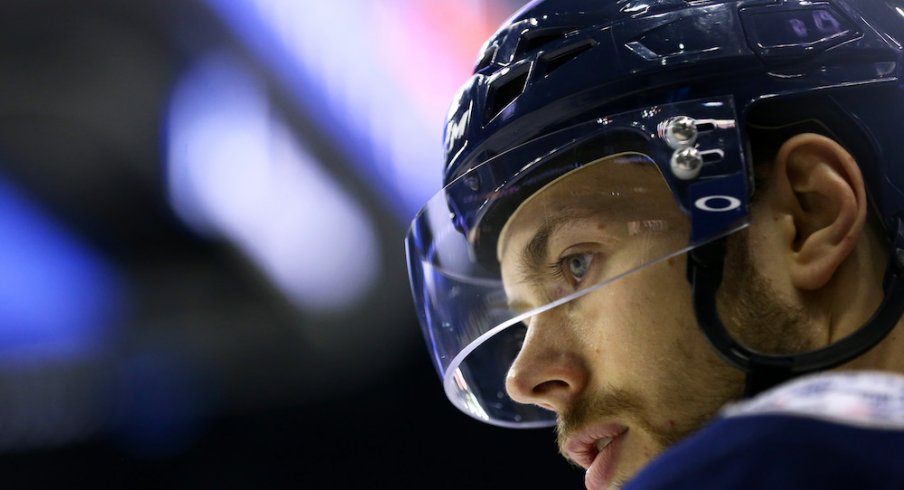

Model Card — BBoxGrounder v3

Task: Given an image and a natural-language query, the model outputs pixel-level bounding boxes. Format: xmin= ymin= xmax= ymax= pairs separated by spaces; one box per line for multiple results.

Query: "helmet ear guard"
xmin=693 ymin=92 xmax=904 ymax=396
xmin=688 ymin=216 xmax=904 ymax=397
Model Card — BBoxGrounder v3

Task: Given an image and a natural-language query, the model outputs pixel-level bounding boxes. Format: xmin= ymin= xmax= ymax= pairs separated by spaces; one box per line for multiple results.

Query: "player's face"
xmin=498 ymin=160 xmax=747 ymax=489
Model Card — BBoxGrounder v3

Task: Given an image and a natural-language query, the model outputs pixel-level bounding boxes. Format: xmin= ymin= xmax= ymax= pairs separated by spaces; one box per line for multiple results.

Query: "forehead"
xmin=497 ymin=156 xmax=678 ymax=262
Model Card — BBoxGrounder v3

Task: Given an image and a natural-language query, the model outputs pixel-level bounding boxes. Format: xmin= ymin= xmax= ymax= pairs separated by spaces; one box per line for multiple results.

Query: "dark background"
xmin=0 ymin=0 xmax=580 ymax=487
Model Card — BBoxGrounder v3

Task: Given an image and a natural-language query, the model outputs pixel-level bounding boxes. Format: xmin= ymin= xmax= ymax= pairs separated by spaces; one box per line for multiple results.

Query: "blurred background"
xmin=0 ymin=0 xmax=580 ymax=487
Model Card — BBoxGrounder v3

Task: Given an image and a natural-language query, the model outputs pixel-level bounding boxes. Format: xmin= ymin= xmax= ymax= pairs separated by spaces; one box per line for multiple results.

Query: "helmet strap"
xmin=686 ymin=215 xmax=904 ymax=398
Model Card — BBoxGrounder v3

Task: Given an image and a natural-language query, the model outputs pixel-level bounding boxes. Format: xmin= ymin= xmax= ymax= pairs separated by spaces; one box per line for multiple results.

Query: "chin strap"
xmin=687 ymin=216 xmax=904 ymax=398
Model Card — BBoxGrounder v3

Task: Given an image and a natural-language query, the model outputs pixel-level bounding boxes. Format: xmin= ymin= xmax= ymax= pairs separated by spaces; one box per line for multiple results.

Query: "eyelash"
xmin=547 ymin=252 xmax=597 ymax=287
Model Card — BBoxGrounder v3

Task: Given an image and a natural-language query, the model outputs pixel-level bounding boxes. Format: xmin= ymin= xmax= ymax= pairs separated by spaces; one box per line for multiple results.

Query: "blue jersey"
xmin=626 ymin=372 xmax=904 ymax=490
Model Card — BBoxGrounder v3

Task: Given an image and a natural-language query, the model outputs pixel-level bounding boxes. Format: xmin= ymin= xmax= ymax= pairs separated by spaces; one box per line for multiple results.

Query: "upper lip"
xmin=563 ymin=422 xmax=629 ymax=469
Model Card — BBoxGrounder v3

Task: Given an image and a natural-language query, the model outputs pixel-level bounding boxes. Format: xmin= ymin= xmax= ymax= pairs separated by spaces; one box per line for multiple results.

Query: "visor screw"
xmin=664 ymin=116 xmax=698 ymax=150
xmin=671 ymin=147 xmax=703 ymax=180
xmin=464 ymin=175 xmax=480 ymax=191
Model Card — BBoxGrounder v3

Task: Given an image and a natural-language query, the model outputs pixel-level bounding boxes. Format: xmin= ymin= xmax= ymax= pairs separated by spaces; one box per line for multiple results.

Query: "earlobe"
xmin=772 ymin=134 xmax=867 ymax=290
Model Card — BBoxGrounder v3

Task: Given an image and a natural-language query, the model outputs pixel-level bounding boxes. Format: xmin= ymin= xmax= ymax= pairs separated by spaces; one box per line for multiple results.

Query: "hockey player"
xmin=406 ymin=1 xmax=904 ymax=488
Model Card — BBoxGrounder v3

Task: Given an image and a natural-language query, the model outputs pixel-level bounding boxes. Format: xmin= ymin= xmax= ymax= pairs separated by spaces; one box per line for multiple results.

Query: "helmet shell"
xmin=443 ymin=0 xmax=904 ymax=242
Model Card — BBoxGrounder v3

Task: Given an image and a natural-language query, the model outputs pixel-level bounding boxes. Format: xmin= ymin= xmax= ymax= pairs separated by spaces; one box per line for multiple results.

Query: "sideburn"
xmin=717 ymin=231 xmax=817 ymax=354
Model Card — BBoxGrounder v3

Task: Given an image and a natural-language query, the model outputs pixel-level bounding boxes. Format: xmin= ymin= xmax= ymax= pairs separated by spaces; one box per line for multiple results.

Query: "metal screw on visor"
xmin=671 ymin=147 xmax=704 ymax=180
xmin=663 ymin=116 xmax=698 ymax=150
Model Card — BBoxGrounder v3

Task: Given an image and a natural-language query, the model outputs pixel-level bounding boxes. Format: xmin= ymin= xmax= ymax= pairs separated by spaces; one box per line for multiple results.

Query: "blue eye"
xmin=565 ymin=253 xmax=594 ymax=283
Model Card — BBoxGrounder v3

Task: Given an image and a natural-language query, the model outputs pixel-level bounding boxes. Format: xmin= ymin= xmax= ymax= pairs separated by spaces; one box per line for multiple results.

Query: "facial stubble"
xmin=555 ymin=230 xmax=812 ymax=479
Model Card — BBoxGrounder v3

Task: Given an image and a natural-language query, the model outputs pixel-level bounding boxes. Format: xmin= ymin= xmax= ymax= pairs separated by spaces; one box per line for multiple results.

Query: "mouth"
xmin=563 ymin=424 xmax=629 ymax=490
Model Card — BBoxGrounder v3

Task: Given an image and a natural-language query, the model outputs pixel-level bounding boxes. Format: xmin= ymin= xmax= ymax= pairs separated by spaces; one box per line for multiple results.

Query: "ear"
xmin=772 ymin=133 xmax=868 ymax=290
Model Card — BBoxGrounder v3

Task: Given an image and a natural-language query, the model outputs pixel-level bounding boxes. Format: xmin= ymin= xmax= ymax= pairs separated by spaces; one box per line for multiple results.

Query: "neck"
xmin=826 ymin=225 xmax=904 ymax=374
xmin=840 ymin=317 xmax=904 ymax=374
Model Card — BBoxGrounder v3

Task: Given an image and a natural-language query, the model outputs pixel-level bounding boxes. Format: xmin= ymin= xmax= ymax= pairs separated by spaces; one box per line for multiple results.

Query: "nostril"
xmin=533 ymin=379 xmax=571 ymax=397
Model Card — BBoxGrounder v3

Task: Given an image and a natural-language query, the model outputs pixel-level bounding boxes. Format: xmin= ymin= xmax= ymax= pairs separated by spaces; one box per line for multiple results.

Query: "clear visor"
xmin=406 ymin=98 xmax=750 ymax=427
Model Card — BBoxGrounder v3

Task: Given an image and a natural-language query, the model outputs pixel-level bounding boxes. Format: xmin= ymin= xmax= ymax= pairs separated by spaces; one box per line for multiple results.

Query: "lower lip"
xmin=584 ymin=430 xmax=627 ymax=490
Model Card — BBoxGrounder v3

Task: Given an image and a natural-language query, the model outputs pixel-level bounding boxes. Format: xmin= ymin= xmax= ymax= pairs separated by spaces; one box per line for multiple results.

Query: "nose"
xmin=505 ymin=314 xmax=589 ymax=414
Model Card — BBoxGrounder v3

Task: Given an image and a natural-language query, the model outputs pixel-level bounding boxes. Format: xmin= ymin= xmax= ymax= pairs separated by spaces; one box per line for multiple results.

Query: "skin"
xmin=497 ymin=135 xmax=904 ymax=488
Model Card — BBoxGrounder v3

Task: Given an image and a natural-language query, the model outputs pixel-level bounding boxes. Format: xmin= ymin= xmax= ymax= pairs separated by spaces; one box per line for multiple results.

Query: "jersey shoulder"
xmin=626 ymin=371 xmax=904 ymax=490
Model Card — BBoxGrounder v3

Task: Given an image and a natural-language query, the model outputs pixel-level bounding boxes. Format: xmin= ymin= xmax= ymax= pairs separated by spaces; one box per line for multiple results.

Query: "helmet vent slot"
xmin=475 ymin=45 xmax=498 ymax=72
xmin=542 ymin=40 xmax=597 ymax=76
xmin=516 ymin=27 xmax=577 ymax=57
xmin=486 ymin=69 xmax=529 ymax=123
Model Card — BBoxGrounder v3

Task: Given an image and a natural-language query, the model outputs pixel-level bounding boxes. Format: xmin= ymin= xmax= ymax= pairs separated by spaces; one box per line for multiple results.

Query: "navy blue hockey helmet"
xmin=406 ymin=0 xmax=904 ymax=427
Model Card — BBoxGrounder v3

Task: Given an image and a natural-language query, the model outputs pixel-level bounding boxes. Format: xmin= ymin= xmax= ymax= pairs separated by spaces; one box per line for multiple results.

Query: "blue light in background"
xmin=0 ymin=172 xmax=120 ymax=365
xmin=166 ymin=53 xmax=381 ymax=313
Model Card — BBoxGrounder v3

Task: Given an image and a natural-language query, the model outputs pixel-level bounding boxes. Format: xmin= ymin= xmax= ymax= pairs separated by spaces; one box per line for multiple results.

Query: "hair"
xmin=745 ymin=98 xmax=846 ymax=202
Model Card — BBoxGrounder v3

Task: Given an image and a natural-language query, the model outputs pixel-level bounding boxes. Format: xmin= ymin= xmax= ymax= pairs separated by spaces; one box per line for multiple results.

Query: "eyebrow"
xmin=517 ymin=209 xmax=597 ymax=282
xmin=520 ymin=216 xmax=564 ymax=276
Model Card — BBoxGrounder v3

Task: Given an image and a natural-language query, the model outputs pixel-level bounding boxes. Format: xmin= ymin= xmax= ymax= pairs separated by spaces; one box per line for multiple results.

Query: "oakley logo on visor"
xmin=695 ymin=195 xmax=742 ymax=212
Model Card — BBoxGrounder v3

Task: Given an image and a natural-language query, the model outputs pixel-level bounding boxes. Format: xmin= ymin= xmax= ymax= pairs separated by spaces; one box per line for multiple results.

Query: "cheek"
xmin=571 ymin=261 xmax=700 ymax=376
xmin=547 ymin=285 xmax=570 ymax=303
xmin=743 ymin=208 xmax=797 ymax=296
xmin=568 ymin=280 xmax=656 ymax=362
